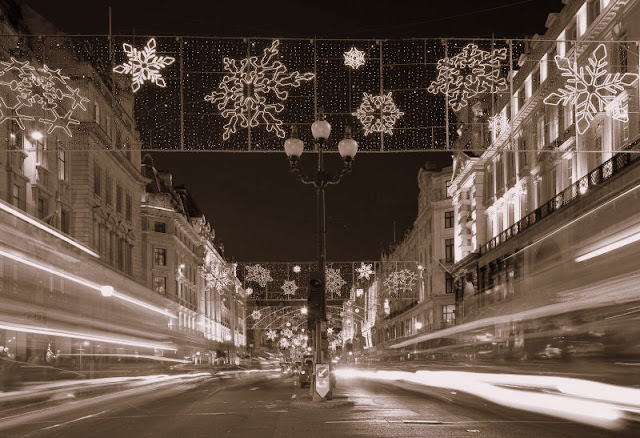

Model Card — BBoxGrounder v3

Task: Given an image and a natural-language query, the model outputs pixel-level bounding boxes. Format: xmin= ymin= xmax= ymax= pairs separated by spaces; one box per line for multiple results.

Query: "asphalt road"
xmin=3 ymin=373 xmax=635 ymax=437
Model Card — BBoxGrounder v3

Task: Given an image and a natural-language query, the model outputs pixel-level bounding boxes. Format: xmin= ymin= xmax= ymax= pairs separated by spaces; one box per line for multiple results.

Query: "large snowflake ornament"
xmin=488 ymin=113 xmax=509 ymax=137
xmin=344 ymin=47 xmax=366 ymax=69
xmin=544 ymin=44 xmax=639 ymax=135
xmin=251 ymin=309 xmax=262 ymax=320
xmin=325 ymin=267 xmax=347 ymax=296
xmin=356 ymin=262 xmax=374 ymax=280
xmin=266 ymin=329 xmax=278 ymax=341
xmin=0 ymin=58 xmax=88 ymax=137
xmin=281 ymin=280 xmax=298 ymax=297
xmin=113 ymin=38 xmax=175 ymax=93
xmin=353 ymin=92 xmax=404 ymax=135
xmin=203 ymin=264 xmax=233 ymax=293
xmin=245 ymin=264 xmax=273 ymax=288
xmin=428 ymin=44 xmax=508 ymax=112
xmin=383 ymin=269 xmax=418 ymax=296
xmin=205 ymin=40 xmax=314 ymax=140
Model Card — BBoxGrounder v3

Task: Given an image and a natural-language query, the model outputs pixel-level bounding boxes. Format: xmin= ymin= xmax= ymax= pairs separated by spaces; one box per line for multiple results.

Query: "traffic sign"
xmin=315 ymin=363 xmax=331 ymax=398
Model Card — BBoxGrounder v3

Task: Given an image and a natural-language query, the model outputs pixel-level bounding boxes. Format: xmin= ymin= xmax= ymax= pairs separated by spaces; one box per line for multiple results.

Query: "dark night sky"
xmin=23 ymin=0 xmax=564 ymax=262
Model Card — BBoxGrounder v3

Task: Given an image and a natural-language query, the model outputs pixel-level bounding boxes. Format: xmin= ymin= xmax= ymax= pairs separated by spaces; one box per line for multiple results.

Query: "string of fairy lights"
xmin=0 ymin=35 xmax=638 ymax=152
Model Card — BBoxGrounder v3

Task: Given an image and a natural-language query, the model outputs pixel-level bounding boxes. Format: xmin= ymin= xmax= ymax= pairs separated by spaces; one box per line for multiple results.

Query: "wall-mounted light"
xmin=31 ymin=131 xmax=43 ymax=141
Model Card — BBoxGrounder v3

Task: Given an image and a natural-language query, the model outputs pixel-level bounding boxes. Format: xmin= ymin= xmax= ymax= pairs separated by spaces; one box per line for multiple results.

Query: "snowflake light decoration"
xmin=266 ymin=329 xmax=278 ymax=341
xmin=282 ymin=328 xmax=293 ymax=338
xmin=205 ymin=40 xmax=314 ymax=140
xmin=327 ymin=327 xmax=334 ymax=335
xmin=543 ymin=44 xmax=639 ymax=135
xmin=0 ymin=58 xmax=88 ymax=137
xmin=281 ymin=280 xmax=298 ymax=297
xmin=113 ymin=38 xmax=175 ymax=93
xmin=356 ymin=262 xmax=374 ymax=280
xmin=245 ymin=264 xmax=273 ymax=288
xmin=383 ymin=269 xmax=418 ymax=296
xmin=428 ymin=44 xmax=508 ymax=112
xmin=279 ymin=337 xmax=290 ymax=349
xmin=488 ymin=113 xmax=509 ymax=137
xmin=344 ymin=47 xmax=366 ymax=69
xmin=203 ymin=264 xmax=232 ymax=293
xmin=251 ymin=309 xmax=262 ymax=320
xmin=325 ymin=267 xmax=347 ymax=296
xmin=353 ymin=92 xmax=404 ymax=135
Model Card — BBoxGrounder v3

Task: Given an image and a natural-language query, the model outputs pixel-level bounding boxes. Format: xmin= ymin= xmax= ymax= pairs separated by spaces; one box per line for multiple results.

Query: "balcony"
xmin=480 ymin=144 xmax=640 ymax=255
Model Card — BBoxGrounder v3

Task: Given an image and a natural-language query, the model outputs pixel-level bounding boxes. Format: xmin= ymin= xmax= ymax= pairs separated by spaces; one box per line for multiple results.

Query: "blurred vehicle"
xmin=280 ymin=363 xmax=292 ymax=377
xmin=292 ymin=361 xmax=302 ymax=376
xmin=536 ymin=345 xmax=562 ymax=359
xmin=298 ymin=359 xmax=313 ymax=388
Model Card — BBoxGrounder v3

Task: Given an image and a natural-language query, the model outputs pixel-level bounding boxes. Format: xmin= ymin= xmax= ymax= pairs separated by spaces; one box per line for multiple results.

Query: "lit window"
xmin=57 ymin=150 xmax=67 ymax=181
xmin=153 ymin=247 xmax=167 ymax=266
xmin=153 ymin=276 xmax=166 ymax=294
xmin=540 ymin=53 xmax=548 ymax=83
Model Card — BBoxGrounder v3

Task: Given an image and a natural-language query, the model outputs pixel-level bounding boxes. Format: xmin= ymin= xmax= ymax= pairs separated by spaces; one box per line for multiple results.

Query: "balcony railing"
xmin=480 ymin=146 xmax=640 ymax=255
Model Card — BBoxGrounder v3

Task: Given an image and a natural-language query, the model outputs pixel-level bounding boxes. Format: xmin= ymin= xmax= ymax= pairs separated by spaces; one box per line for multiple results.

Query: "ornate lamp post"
xmin=284 ymin=115 xmax=357 ymax=397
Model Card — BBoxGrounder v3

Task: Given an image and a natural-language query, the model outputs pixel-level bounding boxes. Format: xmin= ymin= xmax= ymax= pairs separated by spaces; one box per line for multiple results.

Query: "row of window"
xmin=94 ymin=222 xmax=133 ymax=275
xmin=94 ymin=163 xmax=133 ymax=221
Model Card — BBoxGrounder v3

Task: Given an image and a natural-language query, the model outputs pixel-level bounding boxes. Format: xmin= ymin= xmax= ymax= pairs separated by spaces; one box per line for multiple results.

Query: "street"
xmin=2 ymin=372 xmax=634 ymax=437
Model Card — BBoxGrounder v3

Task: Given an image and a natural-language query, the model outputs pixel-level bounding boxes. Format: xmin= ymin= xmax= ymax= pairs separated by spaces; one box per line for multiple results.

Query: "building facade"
xmin=445 ymin=0 xmax=640 ymax=356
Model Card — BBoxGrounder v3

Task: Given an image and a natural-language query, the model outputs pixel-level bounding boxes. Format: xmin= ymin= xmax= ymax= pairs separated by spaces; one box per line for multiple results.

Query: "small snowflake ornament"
xmin=544 ymin=43 xmax=639 ymax=135
xmin=327 ymin=327 xmax=334 ymax=335
xmin=251 ymin=309 xmax=262 ymax=320
xmin=325 ymin=267 xmax=347 ymax=296
xmin=113 ymin=38 xmax=175 ymax=93
xmin=266 ymin=329 xmax=278 ymax=341
xmin=281 ymin=280 xmax=298 ymax=297
xmin=245 ymin=264 xmax=273 ymax=288
xmin=205 ymin=40 xmax=314 ymax=140
xmin=428 ymin=43 xmax=508 ymax=112
xmin=279 ymin=337 xmax=290 ymax=349
xmin=344 ymin=47 xmax=366 ymax=69
xmin=282 ymin=328 xmax=293 ymax=338
xmin=356 ymin=262 xmax=374 ymax=280
xmin=353 ymin=92 xmax=404 ymax=135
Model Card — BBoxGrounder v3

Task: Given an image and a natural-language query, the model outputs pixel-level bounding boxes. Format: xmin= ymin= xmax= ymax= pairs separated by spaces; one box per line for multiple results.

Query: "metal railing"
xmin=480 ymin=146 xmax=640 ymax=255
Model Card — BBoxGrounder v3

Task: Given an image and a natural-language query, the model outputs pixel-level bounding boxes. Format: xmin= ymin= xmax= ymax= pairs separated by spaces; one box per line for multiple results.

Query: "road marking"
xmin=40 ymin=409 xmax=108 ymax=431
xmin=249 ymin=387 xmax=260 ymax=391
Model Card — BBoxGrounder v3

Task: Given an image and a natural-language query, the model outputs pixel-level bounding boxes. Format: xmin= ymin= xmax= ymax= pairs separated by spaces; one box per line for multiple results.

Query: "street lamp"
xmin=284 ymin=114 xmax=358 ymax=396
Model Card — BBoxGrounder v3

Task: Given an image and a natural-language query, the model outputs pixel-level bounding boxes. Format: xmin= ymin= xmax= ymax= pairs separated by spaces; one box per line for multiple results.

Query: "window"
xmin=444 ymin=211 xmax=454 ymax=228
xmin=442 ymin=304 xmax=455 ymax=324
xmin=153 ymin=276 xmax=166 ymax=294
xmin=540 ymin=53 xmax=548 ymax=83
xmin=117 ymin=238 xmax=125 ymax=271
xmin=445 ymin=180 xmax=452 ymax=198
xmin=105 ymin=173 xmax=112 ymax=206
xmin=518 ymin=136 xmax=528 ymax=173
xmin=153 ymin=247 xmax=167 ymax=266
xmin=116 ymin=185 xmax=122 ymax=213
xmin=95 ymin=102 xmax=100 ymax=124
xmin=12 ymin=184 xmax=20 ymax=208
xmin=445 ymin=238 xmax=454 ymax=263
xmin=566 ymin=156 xmax=573 ymax=186
xmin=126 ymin=193 xmax=132 ymax=221
xmin=588 ymin=0 xmax=601 ymax=25
xmin=34 ymin=134 xmax=45 ymax=168
xmin=445 ymin=273 xmax=454 ymax=294
xmin=9 ymin=121 xmax=22 ymax=149
xmin=155 ymin=222 xmax=166 ymax=233
xmin=563 ymin=102 xmax=574 ymax=130
xmin=57 ymin=150 xmax=67 ymax=181
xmin=37 ymin=198 xmax=47 ymax=220
xmin=506 ymin=147 xmax=515 ymax=186
xmin=565 ymin=21 xmax=577 ymax=53
xmin=495 ymin=155 xmax=504 ymax=194
xmin=548 ymin=106 xmax=559 ymax=142
xmin=537 ymin=116 xmax=545 ymax=150
xmin=485 ymin=164 xmax=494 ymax=204
xmin=94 ymin=164 xmax=101 ymax=196
xmin=518 ymin=86 xmax=525 ymax=110
xmin=60 ymin=209 xmax=70 ymax=234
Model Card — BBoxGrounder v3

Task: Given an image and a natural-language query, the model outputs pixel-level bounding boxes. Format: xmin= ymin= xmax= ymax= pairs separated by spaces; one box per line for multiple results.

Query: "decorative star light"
xmin=543 ymin=44 xmax=639 ymax=135
xmin=113 ymin=38 xmax=175 ymax=93
xmin=344 ymin=47 xmax=366 ymax=69
xmin=245 ymin=264 xmax=273 ymax=288
xmin=251 ymin=309 xmax=262 ymax=320
xmin=356 ymin=262 xmax=374 ymax=280
xmin=327 ymin=327 xmax=334 ymax=335
xmin=383 ymin=269 xmax=418 ymax=296
xmin=325 ymin=267 xmax=347 ymax=296
xmin=281 ymin=280 xmax=298 ymax=297
xmin=0 ymin=57 xmax=87 ymax=137
xmin=428 ymin=43 xmax=508 ymax=112
xmin=488 ymin=112 xmax=509 ymax=137
xmin=353 ymin=92 xmax=404 ymax=135
xmin=205 ymin=40 xmax=314 ymax=140
xmin=266 ymin=329 xmax=278 ymax=341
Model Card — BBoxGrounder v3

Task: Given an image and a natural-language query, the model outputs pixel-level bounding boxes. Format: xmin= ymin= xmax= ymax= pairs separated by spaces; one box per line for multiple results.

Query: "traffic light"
xmin=308 ymin=276 xmax=323 ymax=321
